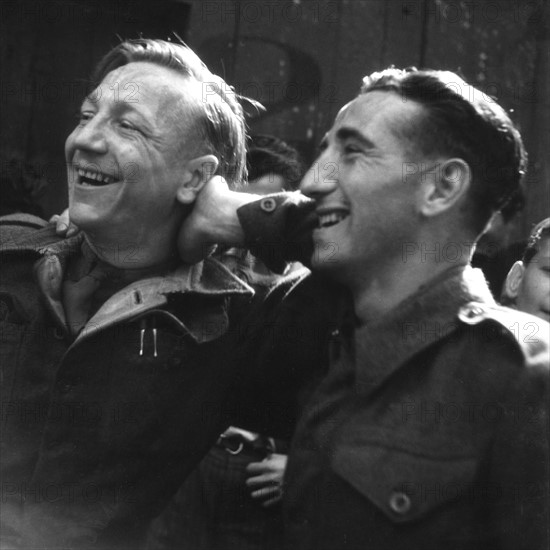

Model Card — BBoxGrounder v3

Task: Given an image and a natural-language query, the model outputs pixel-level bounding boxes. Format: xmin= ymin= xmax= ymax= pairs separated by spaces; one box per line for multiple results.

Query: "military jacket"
xmin=237 ymin=195 xmax=550 ymax=550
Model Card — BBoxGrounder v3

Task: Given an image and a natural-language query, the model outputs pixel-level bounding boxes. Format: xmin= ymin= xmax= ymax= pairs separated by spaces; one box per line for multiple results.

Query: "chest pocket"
xmin=331 ymin=442 xmax=478 ymax=524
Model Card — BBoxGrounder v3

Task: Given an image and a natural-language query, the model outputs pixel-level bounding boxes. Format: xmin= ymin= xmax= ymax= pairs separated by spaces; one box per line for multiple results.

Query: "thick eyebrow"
xmin=335 ymin=127 xmax=375 ymax=150
xmin=111 ymin=101 xmax=145 ymax=116
xmin=83 ymin=94 xmax=155 ymax=129
xmin=113 ymin=102 xmax=155 ymax=132
xmin=81 ymin=94 xmax=149 ymax=117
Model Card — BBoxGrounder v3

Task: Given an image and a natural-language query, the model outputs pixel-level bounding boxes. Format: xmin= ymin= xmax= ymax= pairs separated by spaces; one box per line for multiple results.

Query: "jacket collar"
xmin=352 ymin=265 xmax=495 ymax=394
xmin=1 ymin=223 xmax=83 ymax=258
xmin=76 ymin=260 xmax=253 ymax=344
xmin=2 ymin=225 xmax=253 ymax=343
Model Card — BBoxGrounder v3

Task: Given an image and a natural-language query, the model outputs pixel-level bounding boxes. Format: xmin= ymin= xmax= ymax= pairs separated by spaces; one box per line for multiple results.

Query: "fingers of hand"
xmin=250 ymin=484 xmax=282 ymax=502
xmin=66 ymin=224 xmax=78 ymax=237
xmin=245 ymin=473 xmax=273 ymax=488
xmin=245 ymin=456 xmax=286 ymax=505
xmin=210 ymin=175 xmax=230 ymax=191
xmin=245 ymin=460 xmax=268 ymax=474
xmin=246 ymin=453 xmax=286 ymax=475
xmin=262 ymin=492 xmax=283 ymax=508
xmin=53 ymin=209 xmax=77 ymax=237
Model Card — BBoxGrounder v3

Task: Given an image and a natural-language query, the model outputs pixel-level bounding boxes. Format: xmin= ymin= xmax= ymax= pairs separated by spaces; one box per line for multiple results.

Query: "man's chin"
xmin=311 ymin=245 xmax=341 ymax=270
xmin=68 ymin=204 xmax=106 ymax=232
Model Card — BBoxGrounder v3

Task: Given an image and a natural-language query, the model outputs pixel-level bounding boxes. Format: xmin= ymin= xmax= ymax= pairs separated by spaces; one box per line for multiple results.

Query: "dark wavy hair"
xmin=91 ymin=38 xmax=248 ymax=186
xmin=360 ymin=68 xmax=527 ymax=234
xmin=247 ymin=135 xmax=304 ymax=190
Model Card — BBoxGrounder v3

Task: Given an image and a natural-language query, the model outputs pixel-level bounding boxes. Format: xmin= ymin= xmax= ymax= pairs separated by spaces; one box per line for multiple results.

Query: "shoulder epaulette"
xmin=458 ymin=301 xmax=549 ymax=364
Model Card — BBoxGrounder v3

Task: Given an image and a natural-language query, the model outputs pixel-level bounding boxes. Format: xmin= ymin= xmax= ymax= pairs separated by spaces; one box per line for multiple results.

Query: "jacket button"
xmin=260 ymin=197 xmax=277 ymax=213
xmin=53 ymin=327 xmax=65 ymax=340
xmin=389 ymin=491 xmax=412 ymax=515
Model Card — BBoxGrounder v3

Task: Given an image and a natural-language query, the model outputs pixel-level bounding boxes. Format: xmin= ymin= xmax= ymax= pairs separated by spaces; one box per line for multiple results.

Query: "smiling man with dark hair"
xmin=180 ymin=67 xmax=549 ymax=550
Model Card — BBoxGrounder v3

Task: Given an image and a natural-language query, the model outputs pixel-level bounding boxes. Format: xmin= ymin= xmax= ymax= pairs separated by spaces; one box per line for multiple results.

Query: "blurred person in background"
xmin=501 ymin=217 xmax=550 ymax=322
xmin=0 ymin=154 xmax=47 ymax=218
xmin=472 ymin=189 xmax=526 ymax=297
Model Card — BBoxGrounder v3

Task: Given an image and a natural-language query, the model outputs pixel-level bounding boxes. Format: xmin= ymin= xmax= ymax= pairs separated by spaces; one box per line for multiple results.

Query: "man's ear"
xmin=503 ymin=261 xmax=525 ymax=300
xmin=420 ymin=158 xmax=471 ymax=217
xmin=176 ymin=155 xmax=219 ymax=204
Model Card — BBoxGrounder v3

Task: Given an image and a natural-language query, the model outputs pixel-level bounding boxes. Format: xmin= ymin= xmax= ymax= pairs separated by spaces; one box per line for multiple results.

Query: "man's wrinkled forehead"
xmin=92 ymin=62 xmax=201 ymax=126
xmin=329 ymin=91 xmax=424 ymax=141
xmin=94 ymin=62 xmax=197 ymax=102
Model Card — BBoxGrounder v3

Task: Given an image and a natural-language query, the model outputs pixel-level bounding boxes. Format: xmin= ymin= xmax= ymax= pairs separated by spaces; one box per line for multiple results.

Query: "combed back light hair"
xmin=91 ymin=38 xmax=247 ymax=186
xmin=360 ymin=68 xmax=527 ymax=234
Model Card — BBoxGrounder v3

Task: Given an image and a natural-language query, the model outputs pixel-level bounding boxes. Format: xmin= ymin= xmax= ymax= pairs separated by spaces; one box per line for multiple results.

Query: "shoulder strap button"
xmin=260 ymin=197 xmax=277 ymax=213
xmin=389 ymin=491 xmax=412 ymax=515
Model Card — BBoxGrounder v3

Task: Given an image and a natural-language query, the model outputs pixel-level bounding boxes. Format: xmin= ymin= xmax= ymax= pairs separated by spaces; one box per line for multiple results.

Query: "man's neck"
xmin=350 ymin=253 xmax=469 ymax=325
xmin=83 ymin=233 xmax=179 ymax=272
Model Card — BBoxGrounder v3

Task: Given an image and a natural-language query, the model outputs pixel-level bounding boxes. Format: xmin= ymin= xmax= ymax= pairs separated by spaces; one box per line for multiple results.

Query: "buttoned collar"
xmin=2 ymin=225 xmax=253 ymax=343
xmin=352 ymin=265 xmax=495 ymax=394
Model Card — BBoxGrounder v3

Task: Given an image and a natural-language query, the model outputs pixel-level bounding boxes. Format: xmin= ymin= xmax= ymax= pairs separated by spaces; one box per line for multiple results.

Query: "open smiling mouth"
xmin=318 ymin=211 xmax=349 ymax=228
xmin=77 ymin=168 xmax=120 ymax=187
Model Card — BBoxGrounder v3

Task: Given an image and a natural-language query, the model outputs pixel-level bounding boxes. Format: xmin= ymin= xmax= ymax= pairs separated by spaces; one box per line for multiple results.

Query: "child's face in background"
xmin=516 ymin=236 xmax=550 ymax=322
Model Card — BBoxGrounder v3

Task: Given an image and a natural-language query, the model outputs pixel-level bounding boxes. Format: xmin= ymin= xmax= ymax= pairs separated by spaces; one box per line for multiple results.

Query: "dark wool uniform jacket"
xmin=0 ymin=216 xmax=257 ymax=548
xmin=237 ymin=193 xmax=550 ymax=550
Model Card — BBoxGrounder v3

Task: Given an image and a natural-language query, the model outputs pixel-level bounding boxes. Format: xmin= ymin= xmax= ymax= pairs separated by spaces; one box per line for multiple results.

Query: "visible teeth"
xmin=77 ymin=167 xmax=115 ymax=185
xmin=319 ymin=212 xmax=347 ymax=228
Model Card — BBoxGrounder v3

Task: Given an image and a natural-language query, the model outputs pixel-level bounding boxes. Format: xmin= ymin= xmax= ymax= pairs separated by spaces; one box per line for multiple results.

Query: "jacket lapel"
xmin=75 ymin=259 xmax=253 ymax=345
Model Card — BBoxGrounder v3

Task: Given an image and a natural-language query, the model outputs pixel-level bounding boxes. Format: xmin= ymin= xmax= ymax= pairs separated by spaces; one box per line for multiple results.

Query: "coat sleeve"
xmin=236 ymin=192 xmax=317 ymax=272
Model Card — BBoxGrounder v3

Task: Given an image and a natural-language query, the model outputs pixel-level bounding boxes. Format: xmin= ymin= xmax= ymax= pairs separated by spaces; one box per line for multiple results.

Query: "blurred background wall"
xmin=1 ymin=0 xmax=548 ymax=239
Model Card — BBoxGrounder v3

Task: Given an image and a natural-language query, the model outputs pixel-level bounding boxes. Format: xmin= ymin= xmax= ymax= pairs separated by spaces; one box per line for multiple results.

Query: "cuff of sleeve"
xmin=237 ymin=192 xmax=316 ymax=273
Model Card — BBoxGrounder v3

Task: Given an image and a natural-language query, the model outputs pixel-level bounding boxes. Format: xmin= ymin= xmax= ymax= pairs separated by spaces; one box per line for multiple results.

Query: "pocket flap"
xmin=331 ymin=443 xmax=477 ymax=523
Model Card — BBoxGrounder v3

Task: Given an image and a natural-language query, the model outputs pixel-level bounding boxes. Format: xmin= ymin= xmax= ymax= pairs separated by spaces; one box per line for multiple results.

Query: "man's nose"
xmin=72 ymin=117 xmax=108 ymax=153
xmin=299 ymin=154 xmax=339 ymax=197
